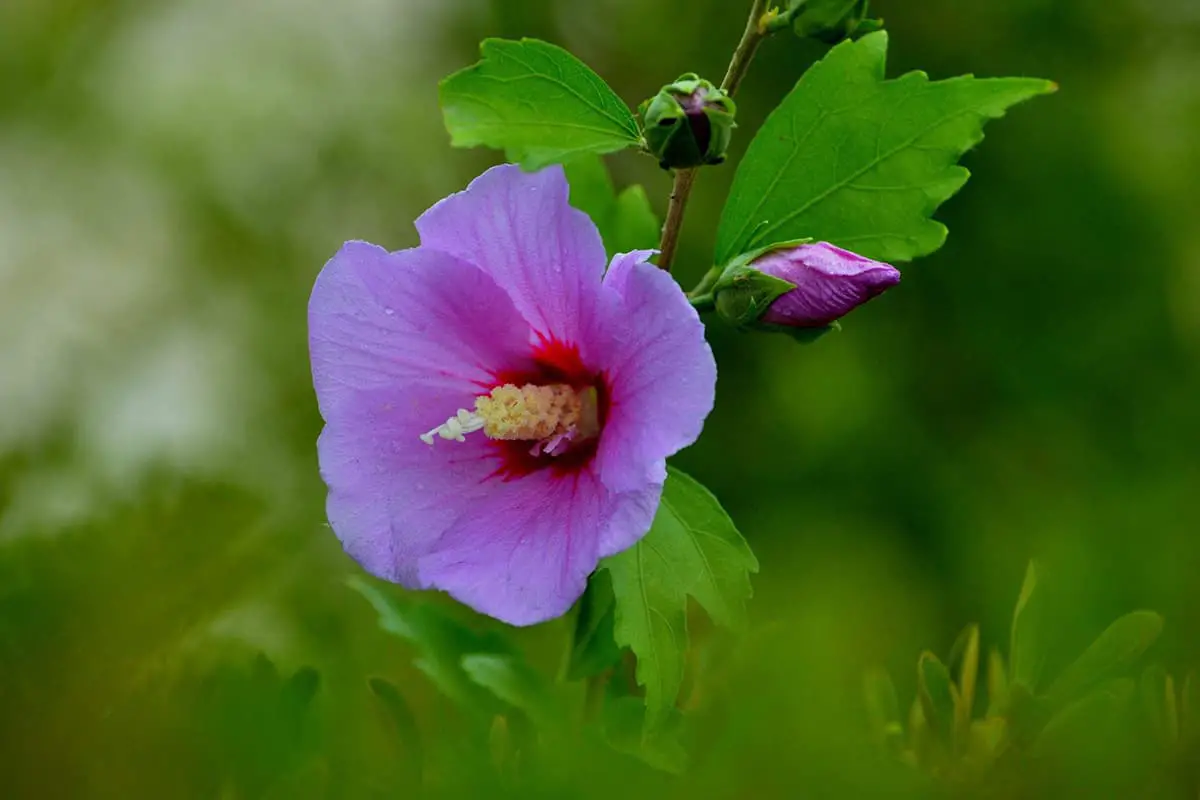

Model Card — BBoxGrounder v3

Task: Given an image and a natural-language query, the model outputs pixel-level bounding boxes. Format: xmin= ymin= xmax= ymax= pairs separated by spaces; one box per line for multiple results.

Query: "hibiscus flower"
xmin=309 ymin=164 xmax=715 ymax=625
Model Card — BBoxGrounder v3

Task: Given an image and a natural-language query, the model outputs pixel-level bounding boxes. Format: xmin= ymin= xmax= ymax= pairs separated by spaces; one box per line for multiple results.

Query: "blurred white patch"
xmin=0 ymin=469 xmax=98 ymax=541
xmin=91 ymin=0 xmax=461 ymax=225
xmin=0 ymin=137 xmax=175 ymax=452
xmin=0 ymin=137 xmax=263 ymax=537
xmin=80 ymin=308 xmax=257 ymax=483
xmin=1 ymin=0 xmax=475 ymax=538
xmin=201 ymin=602 xmax=298 ymax=659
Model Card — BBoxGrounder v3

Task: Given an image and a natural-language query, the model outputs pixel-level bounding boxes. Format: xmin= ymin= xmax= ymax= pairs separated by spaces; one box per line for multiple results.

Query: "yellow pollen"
xmin=420 ymin=384 xmax=601 ymax=450
xmin=474 ymin=383 xmax=585 ymax=441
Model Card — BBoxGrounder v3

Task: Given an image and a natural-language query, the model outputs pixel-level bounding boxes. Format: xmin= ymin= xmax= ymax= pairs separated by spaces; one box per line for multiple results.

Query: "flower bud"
xmin=788 ymin=0 xmax=883 ymax=44
xmin=639 ymin=74 xmax=736 ymax=170
xmin=713 ymin=242 xmax=900 ymax=340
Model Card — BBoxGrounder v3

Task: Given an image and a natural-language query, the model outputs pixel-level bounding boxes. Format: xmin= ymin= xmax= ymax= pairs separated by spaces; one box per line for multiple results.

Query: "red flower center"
xmin=487 ymin=335 xmax=608 ymax=479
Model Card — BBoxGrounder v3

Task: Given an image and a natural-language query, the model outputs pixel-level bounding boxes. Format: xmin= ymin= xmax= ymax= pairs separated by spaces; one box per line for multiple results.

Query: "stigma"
xmin=420 ymin=383 xmax=599 ymax=455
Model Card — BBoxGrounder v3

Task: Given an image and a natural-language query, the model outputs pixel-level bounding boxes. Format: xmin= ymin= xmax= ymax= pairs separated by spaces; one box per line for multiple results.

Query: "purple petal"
xmin=416 ymin=469 xmax=658 ymax=626
xmin=414 ymin=164 xmax=608 ymax=345
xmin=595 ymin=479 xmax=662 ymax=559
xmin=309 ymin=241 xmax=535 ymax=582
xmin=309 ymin=241 xmax=535 ymax=415
xmin=755 ymin=242 xmax=900 ymax=327
xmin=318 ymin=385 xmax=501 ymax=584
xmin=589 ymin=251 xmax=716 ymax=494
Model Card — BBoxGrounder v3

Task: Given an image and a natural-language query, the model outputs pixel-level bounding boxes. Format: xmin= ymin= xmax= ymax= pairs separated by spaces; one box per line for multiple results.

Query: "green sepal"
xmin=710 ymin=238 xmax=837 ymax=342
xmin=712 ymin=265 xmax=797 ymax=328
xmin=639 ymin=73 xmax=736 ymax=170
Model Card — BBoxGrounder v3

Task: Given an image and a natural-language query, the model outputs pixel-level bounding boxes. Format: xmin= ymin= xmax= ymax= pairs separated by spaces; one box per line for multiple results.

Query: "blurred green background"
xmin=2 ymin=0 xmax=1198 ymax=796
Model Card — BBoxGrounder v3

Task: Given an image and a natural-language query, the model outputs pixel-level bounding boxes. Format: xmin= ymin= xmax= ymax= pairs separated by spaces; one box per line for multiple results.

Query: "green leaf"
xmin=440 ymin=38 xmax=642 ymax=170
xmin=1182 ymin=671 xmax=1198 ymax=746
xmin=1009 ymin=560 xmax=1048 ymax=693
xmin=986 ymin=646 xmax=1009 ymax=718
xmin=863 ymin=667 xmax=904 ymax=753
xmin=348 ymin=577 xmax=512 ymax=716
xmin=601 ymin=680 xmax=688 ymax=774
xmin=1029 ymin=678 xmax=1135 ymax=760
xmin=917 ymin=651 xmax=957 ymax=742
xmin=567 ymin=570 xmax=624 ymax=680
xmin=949 ymin=624 xmax=980 ymax=746
xmin=907 ymin=694 xmax=935 ymax=769
xmin=1004 ymin=681 xmax=1049 ymax=748
xmin=713 ymin=30 xmax=1054 ymax=267
xmin=611 ymin=185 xmax=660 ymax=254
xmin=368 ymin=677 xmax=424 ymax=786
xmin=1138 ymin=665 xmax=1174 ymax=748
xmin=564 ymin=154 xmax=617 ymax=230
xmin=461 ymin=654 xmax=562 ymax=731
xmin=1042 ymin=610 xmax=1164 ymax=710
xmin=602 ymin=467 xmax=758 ymax=733
xmin=564 ymin=155 xmax=660 ymax=256
xmin=193 ymin=655 xmax=322 ymax=795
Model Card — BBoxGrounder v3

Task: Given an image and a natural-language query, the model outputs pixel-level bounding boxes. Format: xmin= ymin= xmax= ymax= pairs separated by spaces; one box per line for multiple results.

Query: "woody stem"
xmin=721 ymin=0 xmax=772 ymax=96
xmin=654 ymin=0 xmax=772 ymax=274
xmin=656 ymin=168 xmax=697 ymax=273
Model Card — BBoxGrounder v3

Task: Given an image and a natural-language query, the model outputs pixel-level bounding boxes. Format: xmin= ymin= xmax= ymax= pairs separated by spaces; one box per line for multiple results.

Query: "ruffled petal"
xmin=595 ymin=480 xmax=662 ymax=559
xmin=416 ymin=470 xmax=656 ymax=625
xmin=309 ymin=241 xmax=534 ymax=582
xmin=590 ymin=252 xmax=716 ymax=493
xmin=309 ymin=241 xmax=533 ymax=419
xmin=414 ymin=164 xmax=607 ymax=345
xmin=318 ymin=385 xmax=500 ymax=584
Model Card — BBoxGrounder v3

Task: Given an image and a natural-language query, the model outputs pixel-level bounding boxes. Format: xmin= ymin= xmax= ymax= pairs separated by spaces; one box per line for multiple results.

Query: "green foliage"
xmin=916 ymin=651 xmax=956 ymax=741
xmin=367 ymin=677 xmax=424 ymax=787
xmin=601 ymin=680 xmax=689 ymax=774
xmin=863 ymin=667 xmax=905 ymax=754
xmin=1028 ymin=678 xmax=1135 ymax=760
xmin=602 ymin=468 xmax=758 ymax=752
xmin=714 ymin=31 xmax=1054 ymax=267
xmin=784 ymin=0 xmax=884 ymax=44
xmin=182 ymin=654 xmax=324 ymax=798
xmin=349 ymin=577 xmax=514 ymax=718
xmin=1134 ymin=665 xmax=1200 ymax=794
xmin=609 ymin=185 xmax=661 ymax=254
xmin=1043 ymin=610 xmax=1164 ymax=709
xmin=563 ymin=154 xmax=660 ymax=256
xmin=1009 ymin=560 xmax=1048 ymax=692
xmin=348 ymin=475 xmax=758 ymax=777
xmin=950 ymin=624 xmax=981 ymax=744
xmin=440 ymin=38 xmax=642 ymax=169
xmin=567 ymin=569 xmax=624 ymax=680
xmin=461 ymin=654 xmax=563 ymax=732
xmin=867 ymin=563 xmax=1168 ymax=793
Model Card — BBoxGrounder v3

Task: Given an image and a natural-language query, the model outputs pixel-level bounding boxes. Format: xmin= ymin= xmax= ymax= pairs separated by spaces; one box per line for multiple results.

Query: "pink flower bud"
xmin=752 ymin=242 xmax=900 ymax=327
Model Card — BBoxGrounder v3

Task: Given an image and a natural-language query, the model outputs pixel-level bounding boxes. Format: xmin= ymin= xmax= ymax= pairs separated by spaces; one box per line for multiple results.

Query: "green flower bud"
xmin=638 ymin=74 xmax=736 ymax=170
xmin=788 ymin=0 xmax=883 ymax=44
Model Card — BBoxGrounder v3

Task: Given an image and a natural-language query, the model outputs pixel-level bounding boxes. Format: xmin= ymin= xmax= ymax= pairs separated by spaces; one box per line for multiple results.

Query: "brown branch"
xmin=655 ymin=0 xmax=771 ymax=272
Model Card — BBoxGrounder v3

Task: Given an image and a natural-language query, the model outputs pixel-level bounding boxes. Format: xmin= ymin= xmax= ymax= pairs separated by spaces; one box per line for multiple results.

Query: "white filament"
xmin=419 ymin=408 xmax=485 ymax=445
